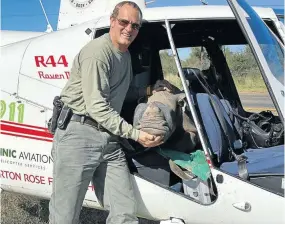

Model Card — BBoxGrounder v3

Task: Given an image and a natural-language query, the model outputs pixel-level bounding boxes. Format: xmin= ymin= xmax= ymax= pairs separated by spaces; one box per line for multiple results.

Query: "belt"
xmin=70 ymin=114 xmax=107 ymax=132
xmin=71 ymin=114 xmax=136 ymax=152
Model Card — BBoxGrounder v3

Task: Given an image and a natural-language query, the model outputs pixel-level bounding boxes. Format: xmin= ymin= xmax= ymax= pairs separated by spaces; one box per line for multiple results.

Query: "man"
xmin=49 ymin=1 xmax=163 ymax=224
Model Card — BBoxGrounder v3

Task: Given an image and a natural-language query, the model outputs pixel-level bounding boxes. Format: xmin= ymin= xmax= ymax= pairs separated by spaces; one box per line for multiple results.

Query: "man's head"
xmin=109 ymin=1 xmax=142 ymax=52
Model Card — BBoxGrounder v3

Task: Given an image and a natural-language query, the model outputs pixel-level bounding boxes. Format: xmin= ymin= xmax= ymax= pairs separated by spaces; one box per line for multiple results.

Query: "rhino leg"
xmin=182 ymin=112 xmax=197 ymax=134
xmin=178 ymin=112 xmax=199 ymax=151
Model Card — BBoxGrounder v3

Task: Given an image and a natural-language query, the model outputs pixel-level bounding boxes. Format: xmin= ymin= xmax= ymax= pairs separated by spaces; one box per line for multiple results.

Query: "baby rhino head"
xmin=139 ymin=102 xmax=169 ymax=138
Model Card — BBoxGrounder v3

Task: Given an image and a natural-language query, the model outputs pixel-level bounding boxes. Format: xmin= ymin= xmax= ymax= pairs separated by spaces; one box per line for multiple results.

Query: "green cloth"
xmin=155 ymin=148 xmax=211 ymax=181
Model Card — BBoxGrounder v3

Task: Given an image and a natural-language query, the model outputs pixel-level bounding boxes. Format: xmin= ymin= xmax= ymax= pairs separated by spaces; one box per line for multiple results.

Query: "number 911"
xmin=0 ymin=100 xmax=25 ymax=123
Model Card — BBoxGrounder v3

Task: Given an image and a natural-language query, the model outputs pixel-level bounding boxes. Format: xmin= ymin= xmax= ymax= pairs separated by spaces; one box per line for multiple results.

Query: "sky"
xmin=1 ymin=0 xmax=284 ymax=32
xmin=1 ymin=0 xmax=284 ymax=59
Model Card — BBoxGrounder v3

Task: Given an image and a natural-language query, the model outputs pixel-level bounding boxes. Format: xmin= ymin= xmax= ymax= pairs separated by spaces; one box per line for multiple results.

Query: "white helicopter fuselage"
xmin=0 ymin=30 xmax=45 ymax=46
xmin=1 ymin=0 xmax=284 ymax=223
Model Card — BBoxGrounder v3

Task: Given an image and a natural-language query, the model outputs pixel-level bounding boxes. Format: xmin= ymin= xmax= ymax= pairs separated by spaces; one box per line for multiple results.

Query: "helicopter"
xmin=1 ymin=0 xmax=284 ymax=223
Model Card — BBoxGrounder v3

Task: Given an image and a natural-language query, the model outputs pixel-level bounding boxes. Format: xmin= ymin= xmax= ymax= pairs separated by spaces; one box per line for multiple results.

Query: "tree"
xmin=160 ymin=50 xmax=178 ymax=75
xmin=160 ymin=45 xmax=261 ymax=81
xmin=226 ymin=45 xmax=260 ymax=78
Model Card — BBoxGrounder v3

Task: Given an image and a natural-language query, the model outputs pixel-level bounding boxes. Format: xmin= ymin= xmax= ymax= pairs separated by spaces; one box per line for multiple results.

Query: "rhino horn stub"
xmin=143 ymin=103 xmax=163 ymax=117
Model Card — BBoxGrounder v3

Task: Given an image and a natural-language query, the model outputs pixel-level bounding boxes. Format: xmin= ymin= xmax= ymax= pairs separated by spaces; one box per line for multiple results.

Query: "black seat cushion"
xmin=131 ymin=150 xmax=171 ymax=186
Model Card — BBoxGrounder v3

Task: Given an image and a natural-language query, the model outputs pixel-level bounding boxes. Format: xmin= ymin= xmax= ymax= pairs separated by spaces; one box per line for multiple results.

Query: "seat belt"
xmin=192 ymin=68 xmax=243 ymax=141
xmin=189 ymin=69 xmax=249 ymax=180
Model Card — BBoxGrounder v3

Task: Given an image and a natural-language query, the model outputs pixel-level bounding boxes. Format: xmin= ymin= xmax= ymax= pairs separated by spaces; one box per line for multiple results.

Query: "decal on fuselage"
xmin=35 ymin=55 xmax=70 ymax=80
xmin=1 ymin=100 xmax=25 ymax=123
xmin=0 ymin=120 xmax=53 ymax=142
xmin=1 ymin=147 xmax=53 ymax=170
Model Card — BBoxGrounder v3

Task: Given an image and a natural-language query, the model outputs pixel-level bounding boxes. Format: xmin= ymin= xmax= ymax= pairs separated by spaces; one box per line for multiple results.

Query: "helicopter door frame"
xmin=227 ymin=0 xmax=284 ymax=119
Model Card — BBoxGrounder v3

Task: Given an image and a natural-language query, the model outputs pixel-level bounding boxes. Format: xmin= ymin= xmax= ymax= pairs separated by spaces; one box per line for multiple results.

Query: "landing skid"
xmin=160 ymin=217 xmax=185 ymax=224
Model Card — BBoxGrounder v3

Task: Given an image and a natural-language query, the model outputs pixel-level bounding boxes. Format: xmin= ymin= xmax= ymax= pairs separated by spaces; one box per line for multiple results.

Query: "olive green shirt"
xmin=60 ymin=33 xmax=140 ymax=141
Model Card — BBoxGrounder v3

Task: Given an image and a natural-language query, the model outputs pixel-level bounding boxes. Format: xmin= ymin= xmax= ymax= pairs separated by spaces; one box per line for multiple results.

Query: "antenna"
xmin=200 ymin=0 xmax=208 ymax=5
xmin=145 ymin=1 xmax=156 ymax=5
xmin=39 ymin=0 xmax=54 ymax=33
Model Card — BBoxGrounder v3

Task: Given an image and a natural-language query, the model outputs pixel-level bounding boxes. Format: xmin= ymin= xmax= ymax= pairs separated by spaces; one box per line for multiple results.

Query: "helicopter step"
xmin=160 ymin=217 xmax=185 ymax=224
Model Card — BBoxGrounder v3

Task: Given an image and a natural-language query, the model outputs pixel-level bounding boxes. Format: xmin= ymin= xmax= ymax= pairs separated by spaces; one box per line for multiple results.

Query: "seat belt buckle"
xmin=237 ymin=155 xmax=249 ymax=180
xmin=233 ymin=139 xmax=243 ymax=150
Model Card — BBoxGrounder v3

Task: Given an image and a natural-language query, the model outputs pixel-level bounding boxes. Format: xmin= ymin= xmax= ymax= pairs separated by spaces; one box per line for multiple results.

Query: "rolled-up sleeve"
xmin=81 ymin=57 xmax=140 ymax=141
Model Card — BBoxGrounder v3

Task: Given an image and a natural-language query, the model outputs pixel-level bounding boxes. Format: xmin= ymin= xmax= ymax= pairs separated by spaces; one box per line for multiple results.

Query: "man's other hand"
xmin=137 ymin=131 xmax=164 ymax=147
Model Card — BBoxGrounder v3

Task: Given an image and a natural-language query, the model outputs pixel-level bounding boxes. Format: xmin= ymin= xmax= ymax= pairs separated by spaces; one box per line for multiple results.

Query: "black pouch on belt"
xmin=57 ymin=104 xmax=73 ymax=130
xmin=48 ymin=96 xmax=64 ymax=134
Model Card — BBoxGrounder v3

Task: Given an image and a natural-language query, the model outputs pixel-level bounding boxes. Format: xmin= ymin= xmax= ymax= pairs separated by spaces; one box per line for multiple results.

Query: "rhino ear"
xmin=177 ymin=93 xmax=186 ymax=102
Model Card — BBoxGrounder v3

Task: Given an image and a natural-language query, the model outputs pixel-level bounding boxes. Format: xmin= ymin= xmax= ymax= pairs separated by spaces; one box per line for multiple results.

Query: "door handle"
xmin=232 ymin=202 xmax=251 ymax=212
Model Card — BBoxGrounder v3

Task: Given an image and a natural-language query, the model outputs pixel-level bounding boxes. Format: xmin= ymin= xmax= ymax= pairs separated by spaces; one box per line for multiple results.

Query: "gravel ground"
xmin=0 ymin=191 xmax=158 ymax=224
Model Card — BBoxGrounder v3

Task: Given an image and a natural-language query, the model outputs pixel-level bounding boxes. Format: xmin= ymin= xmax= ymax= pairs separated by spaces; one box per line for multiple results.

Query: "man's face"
xmin=110 ymin=4 xmax=141 ymax=50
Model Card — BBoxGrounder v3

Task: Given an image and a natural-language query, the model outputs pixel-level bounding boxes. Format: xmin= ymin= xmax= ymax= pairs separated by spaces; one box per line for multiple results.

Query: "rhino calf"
xmin=133 ymin=86 xmax=199 ymax=153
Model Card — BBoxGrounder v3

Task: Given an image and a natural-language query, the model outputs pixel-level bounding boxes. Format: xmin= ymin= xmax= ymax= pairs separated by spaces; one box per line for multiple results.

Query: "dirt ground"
xmin=0 ymin=191 xmax=158 ymax=224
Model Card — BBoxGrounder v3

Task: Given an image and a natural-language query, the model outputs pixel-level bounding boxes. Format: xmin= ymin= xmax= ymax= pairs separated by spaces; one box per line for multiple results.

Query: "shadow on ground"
xmin=1 ymin=191 xmax=158 ymax=224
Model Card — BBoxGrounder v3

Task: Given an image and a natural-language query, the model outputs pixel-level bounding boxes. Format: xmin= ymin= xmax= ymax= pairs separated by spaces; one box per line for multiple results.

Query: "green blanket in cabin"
xmin=155 ymin=148 xmax=211 ymax=181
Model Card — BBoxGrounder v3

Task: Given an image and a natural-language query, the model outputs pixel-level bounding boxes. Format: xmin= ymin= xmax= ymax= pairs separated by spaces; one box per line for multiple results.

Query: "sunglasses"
xmin=116 ymin=18 xmax=141 ymax=31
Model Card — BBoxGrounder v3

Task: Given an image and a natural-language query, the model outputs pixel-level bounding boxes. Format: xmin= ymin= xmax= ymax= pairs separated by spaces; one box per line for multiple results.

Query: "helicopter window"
xmin=264 ymin=19 xmax=284 ymax=44
xmin=159 ymin=46 xmax=212 ymax=91
xmin=93 ymin=28 xmax=109 ymax=39
xmin=223 ymin=44 xmax=277 ymax=114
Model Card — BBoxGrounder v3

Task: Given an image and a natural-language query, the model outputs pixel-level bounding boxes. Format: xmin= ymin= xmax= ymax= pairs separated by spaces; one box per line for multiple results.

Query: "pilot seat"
xmin=195 ymin=91 xmax=284 ymax=195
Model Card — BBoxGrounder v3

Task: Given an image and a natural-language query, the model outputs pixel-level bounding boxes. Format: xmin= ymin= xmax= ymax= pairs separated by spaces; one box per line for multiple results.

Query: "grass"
xmin=244 ymin=107 xmax=277 ymax=114
xmin=233 ymin=75 xmax=267 ymax=94
xmin=164 ymin=73 xmax=268 ymax=94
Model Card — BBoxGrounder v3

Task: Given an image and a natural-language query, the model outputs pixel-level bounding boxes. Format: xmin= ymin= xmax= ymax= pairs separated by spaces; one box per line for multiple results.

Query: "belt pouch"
xmin=57 ymin=105 xmax=73 ymax=130
xmin=48 ymin=96 xmax=64 ymax=134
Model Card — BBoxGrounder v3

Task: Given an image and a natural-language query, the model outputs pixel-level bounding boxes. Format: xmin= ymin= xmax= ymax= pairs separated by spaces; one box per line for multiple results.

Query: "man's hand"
xmin=137 ymin=131 xmax=164 ymax=147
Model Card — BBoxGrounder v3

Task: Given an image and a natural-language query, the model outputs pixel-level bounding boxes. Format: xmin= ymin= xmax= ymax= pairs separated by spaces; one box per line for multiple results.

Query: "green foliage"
xmin=225 ymin=46 xmax=260 ymax=78
xmin=160 ymin=45 xmax=266 ymax=93
xmin=180 ymin=47 xmax=210 ymax=70
xmin=159 ymin=50 xmax=178 ymax=75
xmin=164 ymin=73 xmax=182 ymax=90
xmin=233 ymin=74 xmax=266 ymax=93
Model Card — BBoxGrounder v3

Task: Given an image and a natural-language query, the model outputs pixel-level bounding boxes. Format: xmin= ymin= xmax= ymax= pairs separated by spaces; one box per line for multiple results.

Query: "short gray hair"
xmin=111 ymin=1 xmax=143 ymax=23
